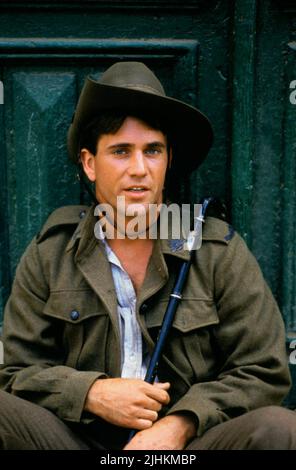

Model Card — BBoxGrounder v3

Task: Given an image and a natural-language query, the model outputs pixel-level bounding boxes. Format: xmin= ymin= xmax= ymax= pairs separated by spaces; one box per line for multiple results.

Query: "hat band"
xmin=110 ymin=82 xmax=165 ymax=96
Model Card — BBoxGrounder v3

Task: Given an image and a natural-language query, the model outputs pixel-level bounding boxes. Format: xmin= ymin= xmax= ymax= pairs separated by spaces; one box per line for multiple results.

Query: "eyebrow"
xmin=106 ymin=141 xmax=166 ymax=151
xmin=146 ymin=141 xmax=167 ymax=148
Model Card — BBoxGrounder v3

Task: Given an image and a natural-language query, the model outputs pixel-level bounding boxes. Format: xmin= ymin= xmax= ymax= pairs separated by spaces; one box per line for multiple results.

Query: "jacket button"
xmin=79 ymin=210 xmax=86 ymax=219
xmin=70 ymin=310 xmax=80 ymax=321
xmin=140 ymin=303 xmax=148 ymax=314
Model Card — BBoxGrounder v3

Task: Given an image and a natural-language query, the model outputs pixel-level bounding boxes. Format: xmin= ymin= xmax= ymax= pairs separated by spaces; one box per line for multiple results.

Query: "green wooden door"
xmin=0 ymin=0 xmax=295 ymax=401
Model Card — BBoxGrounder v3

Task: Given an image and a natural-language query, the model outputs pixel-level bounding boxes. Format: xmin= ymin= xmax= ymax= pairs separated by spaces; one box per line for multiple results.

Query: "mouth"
xmin=124 ymin=186 xmax=149 ymax=196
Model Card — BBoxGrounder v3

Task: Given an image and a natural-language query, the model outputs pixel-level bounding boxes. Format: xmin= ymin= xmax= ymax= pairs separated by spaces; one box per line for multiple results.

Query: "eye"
xmin=145 ymin=148 xmax=162 ymax=155
xmin=113 ymin=148 xmax=128 ymax=155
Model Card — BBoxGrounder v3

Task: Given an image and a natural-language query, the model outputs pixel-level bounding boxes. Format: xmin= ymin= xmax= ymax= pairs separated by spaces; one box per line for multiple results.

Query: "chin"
xmin=125 ymin=202 xmax=149 ymax=216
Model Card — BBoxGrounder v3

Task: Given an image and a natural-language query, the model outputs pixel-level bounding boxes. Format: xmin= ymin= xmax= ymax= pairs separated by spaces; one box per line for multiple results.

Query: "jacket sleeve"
xmin=0 ymin=237 xmax=107 ymax=423
xmin=167 ymin=231 xmax=291 ymax=437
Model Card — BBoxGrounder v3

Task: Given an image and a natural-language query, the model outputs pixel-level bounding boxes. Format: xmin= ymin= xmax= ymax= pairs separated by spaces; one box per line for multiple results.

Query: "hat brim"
xmin=67 ymin=78 xmax=213 ymax=174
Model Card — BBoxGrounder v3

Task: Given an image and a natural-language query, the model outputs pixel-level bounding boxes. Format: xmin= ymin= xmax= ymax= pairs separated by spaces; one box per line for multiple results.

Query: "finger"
xmin=144 ymin=397 xmax=163 ymax=412
xmin=138 ymin=409 xmax=158 ymax=423
xmin=134 ymin=418 xmax=155 ymax=431
xmin=154 ymin=382 xmax=171 ymax=390
xmin=145 ymin=386 xmax=170 ymax=405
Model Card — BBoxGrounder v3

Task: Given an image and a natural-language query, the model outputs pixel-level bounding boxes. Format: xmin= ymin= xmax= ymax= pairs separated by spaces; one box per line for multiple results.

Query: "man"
xmin=0 ymin=61 xmax=295 ymax=450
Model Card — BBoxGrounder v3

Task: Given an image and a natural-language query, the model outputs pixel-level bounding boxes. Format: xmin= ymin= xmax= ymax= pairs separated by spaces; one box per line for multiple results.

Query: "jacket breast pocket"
xmin=171 ymin=298 xmax=219 ymax=332
xmin=146 ymin=297 xmax=220 ymax=383
xmin=43 ymin=290 xmax=109 ymax=370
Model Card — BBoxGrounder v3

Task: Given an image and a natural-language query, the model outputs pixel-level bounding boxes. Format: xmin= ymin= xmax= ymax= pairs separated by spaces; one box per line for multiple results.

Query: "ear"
xmin=80 ymin=148 xmax=96 ymax=182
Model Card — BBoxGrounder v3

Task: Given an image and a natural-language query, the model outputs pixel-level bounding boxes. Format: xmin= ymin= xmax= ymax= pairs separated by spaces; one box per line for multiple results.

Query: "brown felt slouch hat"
xmin=67 ymin=61 xmax=213 ymax=174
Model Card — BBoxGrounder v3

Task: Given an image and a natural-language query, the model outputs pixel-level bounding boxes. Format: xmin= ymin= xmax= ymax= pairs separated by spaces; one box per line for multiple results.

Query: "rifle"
xmin=128 ymin=197 xmax=214 ymax=441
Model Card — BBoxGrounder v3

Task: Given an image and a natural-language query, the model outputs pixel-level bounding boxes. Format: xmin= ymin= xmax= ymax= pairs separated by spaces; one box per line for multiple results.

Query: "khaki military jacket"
xmin=0 ymin=205 xmax=291 ymax=438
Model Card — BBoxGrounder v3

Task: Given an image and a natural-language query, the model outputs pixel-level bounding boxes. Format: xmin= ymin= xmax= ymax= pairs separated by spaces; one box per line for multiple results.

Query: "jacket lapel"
xmin=70 ymin=206 xmax=122 ymax=374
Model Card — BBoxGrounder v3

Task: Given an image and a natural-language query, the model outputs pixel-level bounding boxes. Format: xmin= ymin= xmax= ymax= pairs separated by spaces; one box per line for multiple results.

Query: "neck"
xmin=107 ymin=235 xmax=154 ymax=251
xmin=100 ymin=209 xmax=159 ymax=244
xmin=107 ymin=234 xmax=154 ymax=296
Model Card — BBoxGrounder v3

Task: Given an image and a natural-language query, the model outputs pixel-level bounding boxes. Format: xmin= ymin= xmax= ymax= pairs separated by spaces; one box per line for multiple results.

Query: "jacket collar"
xmin=66 ymin=204 xmax=232 ymax=257
xmin=65 ymin=204 xmax=191 ymax=317
xmin=66 ymin=208 xmax=233 ymax=309
xmin=66 ymin=203 xmax=194 ymax=260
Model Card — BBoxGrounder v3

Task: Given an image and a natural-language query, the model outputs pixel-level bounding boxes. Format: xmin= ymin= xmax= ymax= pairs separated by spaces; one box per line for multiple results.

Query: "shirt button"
xmin=79 ymin=210 xmax=86 ymax=219
xmin=70 ymin=310 xmax=80 ymax=321
xmin=140 ymin=303 xmax=148 ymax=314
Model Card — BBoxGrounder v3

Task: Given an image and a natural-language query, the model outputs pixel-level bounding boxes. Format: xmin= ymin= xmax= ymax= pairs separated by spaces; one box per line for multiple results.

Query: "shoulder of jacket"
xmin=202 ymin=216 xmax=236 ymax=244
xmin=36 ymin=205 xmax=89 ymax=243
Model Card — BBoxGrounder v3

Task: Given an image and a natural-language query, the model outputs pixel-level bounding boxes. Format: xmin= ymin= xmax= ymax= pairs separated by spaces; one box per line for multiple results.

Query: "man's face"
xmin=81 ymin=116 xmax=169 ymax=230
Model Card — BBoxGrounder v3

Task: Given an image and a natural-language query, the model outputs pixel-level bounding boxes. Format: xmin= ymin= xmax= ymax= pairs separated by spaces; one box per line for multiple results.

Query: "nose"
xmin=127 ymin=151 xmax=148 ymax=177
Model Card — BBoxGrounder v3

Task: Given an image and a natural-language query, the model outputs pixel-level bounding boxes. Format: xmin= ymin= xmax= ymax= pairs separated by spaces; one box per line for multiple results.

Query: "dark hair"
xmin=79 ymin=110 xmax=170 ymax=155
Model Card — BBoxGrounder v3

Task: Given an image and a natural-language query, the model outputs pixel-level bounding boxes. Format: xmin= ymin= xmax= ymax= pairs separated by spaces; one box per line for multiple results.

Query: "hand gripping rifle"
xmin=128 ymin=197 xmax=214 ymax=442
